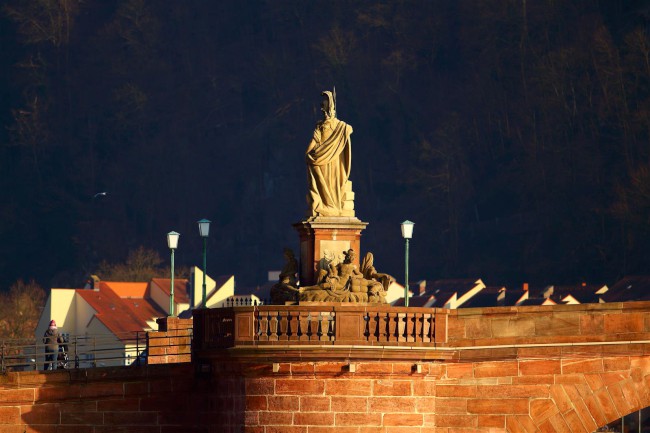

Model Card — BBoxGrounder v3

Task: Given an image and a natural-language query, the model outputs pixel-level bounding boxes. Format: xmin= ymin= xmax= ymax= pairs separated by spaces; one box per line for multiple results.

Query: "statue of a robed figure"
xmin=279 ymin=89 xmax=391 ymax=300
xmin=305 ymin=90 xmax=355 ymax=218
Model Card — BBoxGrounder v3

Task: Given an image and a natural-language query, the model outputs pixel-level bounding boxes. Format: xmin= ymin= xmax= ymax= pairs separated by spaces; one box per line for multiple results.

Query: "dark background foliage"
xmin=1 ymin=0 xmax=649 ymax=291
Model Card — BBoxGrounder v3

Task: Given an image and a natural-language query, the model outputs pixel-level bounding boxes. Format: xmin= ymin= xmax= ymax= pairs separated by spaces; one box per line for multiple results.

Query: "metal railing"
xmin=0 ymin=328 xmax=193 ymax=372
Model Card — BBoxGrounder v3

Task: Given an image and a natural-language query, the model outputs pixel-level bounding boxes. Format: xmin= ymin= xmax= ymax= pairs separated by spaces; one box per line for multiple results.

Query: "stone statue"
xmin=306 ymin=90 xmax=355 ymax=218
xmin=298 ymin=249 xmax=387 ymax=303
xmin=270 ymin=248 xmax=300 ymax=304
xmin=279 ymin=248 xmax=298 ymax=286
xmin=360 ymin=252 xmax=394 ymax=293
xmin=316 ymin=249 xmax=334 ymax=284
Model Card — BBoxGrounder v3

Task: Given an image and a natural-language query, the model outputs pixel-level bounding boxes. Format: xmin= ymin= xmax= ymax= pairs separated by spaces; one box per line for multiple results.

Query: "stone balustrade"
xmin=192 ymin=304 xmax=449 ymax=351
xmin=193 ymin=301 xmax=650 ymax=358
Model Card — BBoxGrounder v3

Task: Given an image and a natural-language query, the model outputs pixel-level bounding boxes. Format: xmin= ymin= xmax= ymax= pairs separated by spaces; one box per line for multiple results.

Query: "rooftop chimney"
xmin=84 ymin=275 xmax=100 ymax=290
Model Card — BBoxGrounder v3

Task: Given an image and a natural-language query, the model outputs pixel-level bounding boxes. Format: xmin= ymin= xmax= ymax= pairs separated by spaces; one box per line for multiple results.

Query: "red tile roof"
xmin=100 ymin=281 xmax=148 ymax=298
xmin=150 ymin=278 xmax=190 ymax=303
xmin=76 ymin=282 xmax=166 ymax=339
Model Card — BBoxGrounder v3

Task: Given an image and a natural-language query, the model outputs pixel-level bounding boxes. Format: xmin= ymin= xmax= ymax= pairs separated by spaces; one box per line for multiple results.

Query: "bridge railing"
xmin=192 ymin=305 xmax=449 ymax=350
xmin=0 ymin=327 xmax=193 ymax=372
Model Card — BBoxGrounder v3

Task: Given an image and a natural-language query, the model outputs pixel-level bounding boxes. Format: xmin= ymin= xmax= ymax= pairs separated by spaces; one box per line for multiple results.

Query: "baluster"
xmin=254 ymin=310 xmax=260 ymax=337
xmin=299 ymin=311 xmax=310 ymax=341
xmin=320 ymin=312 xmax=331 ymax=341
xmin=363 ymin=312 xmax=370 ymax=341
xmin=305 ymin=312 xmax=313 ymax=340
xmin=258 ymin=310 xmax=269 ymax=341
xmin=387 ymin=312 xmax=397 ymax=341
xmin=378 ymin=312 xmax=389 ymax=343
xmin=430 ymin=314 xmax=436 ymax=342
xmin=310 ymin=311 xmax=323 ymax=341
xmin=287 ymin=310 xmax=297 ymax=341
xmin=278 ymin=310 xmax=289 ymax=341
xmin=406 ymin=312 xmax=416 ymax=343
xmin=315 ymin=313 xmax=323 ymax=340
xmin=421 ymin=313 xmax=431 ymax=342
xmin=328 ymin=312 xmax=336 ymax=341
xmin=413 ymin=313 xmax=422 ymax=342
xmin=369 ymin=312 xmax=379 ymax=342
xmin=269 ymin=310 xmax=279 ymax=341
xmin=397 ymin=312 xmax=406 ymax=342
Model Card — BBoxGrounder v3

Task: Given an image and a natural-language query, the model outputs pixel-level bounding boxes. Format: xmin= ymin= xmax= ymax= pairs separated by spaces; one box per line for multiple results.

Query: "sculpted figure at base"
xmin=316 ymin=249 xmax=334 ymax=284
xmin=298 ymin=249 xmax=387 ymax=303
xmin=360 ymin=252 xmax=394 ymax=293
xmin=270 ymin=248 xmax=300 ymax=304
xmin=306 ymin=90 xmax=354 ymax=218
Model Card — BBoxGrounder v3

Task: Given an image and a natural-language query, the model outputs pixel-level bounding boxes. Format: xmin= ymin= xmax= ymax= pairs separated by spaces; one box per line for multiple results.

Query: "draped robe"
xmin=306 ymin=117 xmax=353 ymax=217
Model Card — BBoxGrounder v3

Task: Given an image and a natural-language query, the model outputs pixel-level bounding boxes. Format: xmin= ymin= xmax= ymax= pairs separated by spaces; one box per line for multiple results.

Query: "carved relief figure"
xmin=298 ymin=249 xmax=386 ymax=304
xmin=360 ymin=252 xmax=394 ymax=293
xmin=306 ymin=90 xmax=354 ymax=218
xmin=270 ymin=248 xmax=300 ymax=304
xmin=316 ymin=249 xmax=334 ymax=284
xmin=279 ymin=248 xmax=298 ymax=286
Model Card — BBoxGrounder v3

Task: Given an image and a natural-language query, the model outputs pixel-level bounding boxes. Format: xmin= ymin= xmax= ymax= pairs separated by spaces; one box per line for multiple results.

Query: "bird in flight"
xmin=93 ymin=192 xmax=108 ymax=199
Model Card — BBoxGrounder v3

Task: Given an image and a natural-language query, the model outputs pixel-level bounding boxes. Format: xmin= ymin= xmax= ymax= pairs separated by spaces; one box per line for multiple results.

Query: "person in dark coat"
xmin=42 ymin=320 xmax=62 ymax=371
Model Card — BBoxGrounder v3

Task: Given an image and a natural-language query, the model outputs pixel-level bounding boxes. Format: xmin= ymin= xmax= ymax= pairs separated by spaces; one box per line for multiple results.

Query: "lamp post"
xmin=167 ymin=231 xmax=180 ymax=316
xmin=401 ymin=220 xmax=414 ymax=307
xmin=197 ymin=219 xmax=211 ymax=308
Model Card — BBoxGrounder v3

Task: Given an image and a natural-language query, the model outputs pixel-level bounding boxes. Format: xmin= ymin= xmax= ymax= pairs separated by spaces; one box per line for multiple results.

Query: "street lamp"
xmin=167 ymin=231 xmax=180 ymax=316
xmin=197 ymin=219 xmax=211 ymax=308
xmin=401 ymin=220 xmax=414 ymax=307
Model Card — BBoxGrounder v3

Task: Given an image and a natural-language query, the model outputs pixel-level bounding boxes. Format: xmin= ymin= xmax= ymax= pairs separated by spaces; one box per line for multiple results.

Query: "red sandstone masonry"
xmin=147 ymin=317 xmax=193 ymax=365
xmin=0 ymin=303 xmax=649 ymax=433
xmin=1 ymin=355 xmax=650 ymax=432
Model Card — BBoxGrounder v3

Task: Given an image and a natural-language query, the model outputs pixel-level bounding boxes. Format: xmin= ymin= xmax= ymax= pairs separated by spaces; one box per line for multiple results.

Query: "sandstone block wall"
xmin=210 ymin=355 xmax=650 ymax=433
xmin=0 ymin=304 xmax=649 ymax=432
xmin=3 ymin=354 xmax=648 ymax=432
xmin=148 ymin=317 xmax=193 ymax=365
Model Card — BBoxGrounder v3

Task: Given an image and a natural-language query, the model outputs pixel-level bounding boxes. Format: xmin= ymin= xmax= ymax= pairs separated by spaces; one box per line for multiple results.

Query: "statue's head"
xmin=343 ymin=249 xmax=355 ymax=263
xmin=321 ymin=91 xmax=336 ymax=119
xmin=323 ymin=249 xmax=333 ymax=261
xmin=283 ymin=248 xmax=294 ymax=259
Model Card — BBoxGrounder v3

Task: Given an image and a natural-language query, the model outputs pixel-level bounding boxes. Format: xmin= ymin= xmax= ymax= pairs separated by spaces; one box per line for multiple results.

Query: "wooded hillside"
xmin=0 ymin=1 xmax=648 ymax=290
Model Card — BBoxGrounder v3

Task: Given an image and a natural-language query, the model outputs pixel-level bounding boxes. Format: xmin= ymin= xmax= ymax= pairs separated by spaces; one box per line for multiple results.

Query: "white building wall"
xmin=35 ymin=289 xmax=76 ymax=341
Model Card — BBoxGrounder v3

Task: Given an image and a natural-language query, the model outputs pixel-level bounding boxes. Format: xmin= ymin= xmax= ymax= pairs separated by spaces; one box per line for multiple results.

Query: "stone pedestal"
xmin=293 ymin=217 xmax=368 ymax=286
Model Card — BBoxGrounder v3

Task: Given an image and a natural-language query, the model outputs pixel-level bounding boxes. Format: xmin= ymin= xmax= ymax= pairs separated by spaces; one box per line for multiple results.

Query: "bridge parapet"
xmin=447 ymin=301 xmax=650 ymax=347
xmin=192 ymin=304 xmax=449 ymax=350
xmin=194 ymin=302 xmax=650 ymax=359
